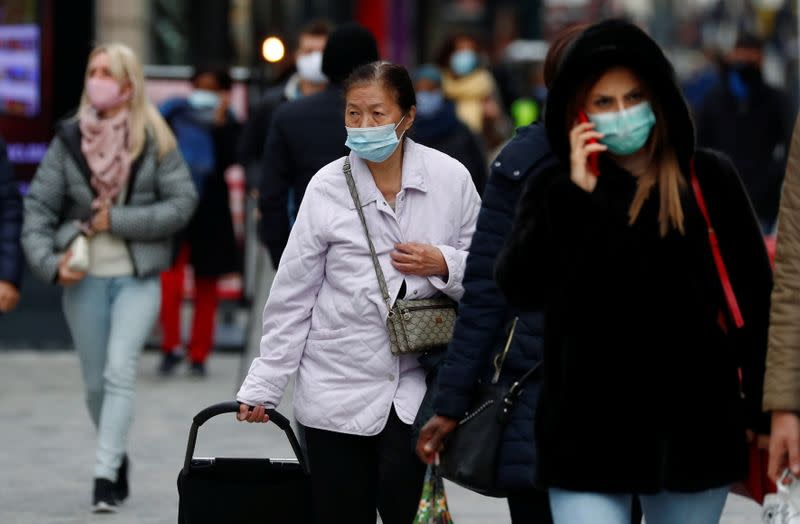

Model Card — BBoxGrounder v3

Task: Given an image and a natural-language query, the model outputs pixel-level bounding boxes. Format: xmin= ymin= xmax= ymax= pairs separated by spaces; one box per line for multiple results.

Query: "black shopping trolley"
xmin=177 ymin=401 xmax=312 ymax=523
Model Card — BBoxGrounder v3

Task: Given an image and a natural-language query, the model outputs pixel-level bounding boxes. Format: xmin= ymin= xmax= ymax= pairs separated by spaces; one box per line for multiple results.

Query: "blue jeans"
xmin=549 ymin=486 xmax=729 ymax=524
xmin=63 ymin=275 xmax=160 ymax=480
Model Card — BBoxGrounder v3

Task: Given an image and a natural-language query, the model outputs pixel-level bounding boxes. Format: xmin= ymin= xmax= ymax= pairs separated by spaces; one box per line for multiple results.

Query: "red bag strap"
xmin=690 ymin=158 xmax=745 ymax=329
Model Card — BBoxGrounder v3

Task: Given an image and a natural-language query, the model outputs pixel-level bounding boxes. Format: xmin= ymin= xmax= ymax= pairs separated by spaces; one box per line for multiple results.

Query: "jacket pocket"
xmin=307 ymin=326 xmax=349 ymax=341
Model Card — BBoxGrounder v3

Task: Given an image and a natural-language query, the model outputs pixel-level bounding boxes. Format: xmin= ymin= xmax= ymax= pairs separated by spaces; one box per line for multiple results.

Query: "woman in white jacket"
xmin=236 ymin=61 xmax=480 ymax=523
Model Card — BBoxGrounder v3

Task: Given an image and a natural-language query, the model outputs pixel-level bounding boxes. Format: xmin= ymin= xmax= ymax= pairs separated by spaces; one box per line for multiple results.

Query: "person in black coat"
xmin=496 ymin=19 xmax=771 ymax=523
xmin=0 ymin=137 xmax=22 ymax=313
xmin=695 ymin=33 xmax=793 ymax=232
xmin=411 ymin=64 xmax=487 ymax=195
xmin=258 ymin=23 xmax=379 ymax=268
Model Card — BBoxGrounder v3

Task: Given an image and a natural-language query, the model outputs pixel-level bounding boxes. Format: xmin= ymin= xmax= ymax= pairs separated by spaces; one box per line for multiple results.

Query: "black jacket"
xmin=412 ymin=102 xmax=488 ymax=195
xmin=696 ymin=76 xmax=792 ymax=227
xmin=258 ymin=85 xmax=348 ymax=267
xmin=185 ymin=120 xmax=240 ymax=277
xmin=164 ymin=105 xmax=240 ymax=277
xmin=0 ymin=137 xmax=22 ymax=288
xmin=434 ymin=123 xmax=556 ymax=490
xmin=237 ymin=81 xmax=290 ymax=186
xmin=497 ymin=19 xmax=772 ymax=493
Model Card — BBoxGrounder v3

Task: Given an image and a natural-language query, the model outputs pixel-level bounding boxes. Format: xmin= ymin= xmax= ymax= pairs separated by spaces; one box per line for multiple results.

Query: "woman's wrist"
xmin=435 ymin=247 xmax=449 ymax=278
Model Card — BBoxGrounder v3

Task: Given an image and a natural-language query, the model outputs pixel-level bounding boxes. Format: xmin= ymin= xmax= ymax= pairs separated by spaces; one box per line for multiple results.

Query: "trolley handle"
xmin=192 ymin=401 xmax=292 ymax=430
xmin=183 ymin=401 xmax=308 ymax=475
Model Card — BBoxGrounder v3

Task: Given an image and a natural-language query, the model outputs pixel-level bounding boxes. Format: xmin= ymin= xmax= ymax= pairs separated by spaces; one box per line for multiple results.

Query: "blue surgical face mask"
xmin=345 ymin=115 xmax=407 ymax=163
xmin=588 ymin=101 xmax=656 ymax=156
xmin=450 ymin=50 xmax=478 ymax=76
xmin=188 ymin=89 xmax=220 ymax=110
xmin=416 ymin=91 xmax=444 ymax=117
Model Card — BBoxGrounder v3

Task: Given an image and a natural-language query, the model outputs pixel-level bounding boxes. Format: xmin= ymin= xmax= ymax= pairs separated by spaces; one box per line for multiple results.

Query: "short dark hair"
xmin=298 ymin=19 xmax=333 ymax=43
xmin=191 ymin=66 xmax=232 ymax=91
xmin=734 ymin=32 xmax=764 ymax=52
xmin=344 ymin=61 xmax=416 ymax=114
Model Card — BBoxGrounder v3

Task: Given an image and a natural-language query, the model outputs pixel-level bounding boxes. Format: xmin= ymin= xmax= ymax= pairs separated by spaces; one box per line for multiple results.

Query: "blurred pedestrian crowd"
xmin=3 ymin=12 xmax=800 ymax=524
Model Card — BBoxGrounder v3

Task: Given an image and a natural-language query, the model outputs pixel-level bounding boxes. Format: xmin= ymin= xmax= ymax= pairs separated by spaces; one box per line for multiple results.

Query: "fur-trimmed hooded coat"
xmin=496 ymin=19 xmax=772 ymax=494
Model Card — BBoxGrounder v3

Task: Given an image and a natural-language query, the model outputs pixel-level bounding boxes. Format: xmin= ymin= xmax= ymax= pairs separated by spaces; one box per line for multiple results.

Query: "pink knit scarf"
xmin=79 ymin=107 xmax=131 ymax=204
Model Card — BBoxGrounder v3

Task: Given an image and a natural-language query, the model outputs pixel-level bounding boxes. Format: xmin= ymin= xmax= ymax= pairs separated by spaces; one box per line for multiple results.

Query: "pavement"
xmin=0 ymin=242 xmax=765 ymax=524
xmin=0 ymin=348 xmax=765 ymax=524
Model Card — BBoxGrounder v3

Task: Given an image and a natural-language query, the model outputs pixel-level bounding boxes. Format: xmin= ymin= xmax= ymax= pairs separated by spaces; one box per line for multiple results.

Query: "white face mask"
xmin=296 ymin=51 xmax=328 ymax=84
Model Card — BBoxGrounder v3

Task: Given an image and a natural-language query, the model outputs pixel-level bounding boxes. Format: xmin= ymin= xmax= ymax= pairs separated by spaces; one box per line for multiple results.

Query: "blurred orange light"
xmin=262 ymin=36 xmax=285 ymax=63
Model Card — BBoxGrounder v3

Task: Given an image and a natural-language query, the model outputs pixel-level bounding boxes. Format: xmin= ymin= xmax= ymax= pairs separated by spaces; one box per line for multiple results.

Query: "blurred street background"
xmin=2 ymin=0 xmax=800 ymax=349
xmin=1 ymin=0 xmax=799 ymax=522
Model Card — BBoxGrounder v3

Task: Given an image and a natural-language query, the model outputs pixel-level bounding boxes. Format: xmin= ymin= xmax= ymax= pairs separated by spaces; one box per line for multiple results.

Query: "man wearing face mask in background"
xmin=237 ymin=20 xmax=332 ymax=185
xmin=696 ymin=33 xmax=793 ymax=232
xmin=411 ymin=64 xmax=487 ymax=195
xmin=258 ymin=23 xmax=379 ymax=268
xmin=158 ymin=67 xmax=241 ymax=377
xmin=237 ymin=20 xmax=331 ymax=308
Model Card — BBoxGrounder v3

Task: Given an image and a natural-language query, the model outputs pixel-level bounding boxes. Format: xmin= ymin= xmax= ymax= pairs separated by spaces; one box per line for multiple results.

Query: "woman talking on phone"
xmin=496 ymin=20 xmax=772 ymax=524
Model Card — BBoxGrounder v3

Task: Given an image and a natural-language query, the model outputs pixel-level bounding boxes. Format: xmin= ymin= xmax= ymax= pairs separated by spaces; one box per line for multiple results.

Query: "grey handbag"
xmin=343 ymin=158 xmax=457 ymax=356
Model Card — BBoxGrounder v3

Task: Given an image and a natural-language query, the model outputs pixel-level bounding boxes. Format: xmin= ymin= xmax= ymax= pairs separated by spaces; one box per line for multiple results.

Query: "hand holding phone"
xmin=569 ymin=112 xmax=607 ymax=193
xmin=578 ymin=111 xmax=600 ymax=177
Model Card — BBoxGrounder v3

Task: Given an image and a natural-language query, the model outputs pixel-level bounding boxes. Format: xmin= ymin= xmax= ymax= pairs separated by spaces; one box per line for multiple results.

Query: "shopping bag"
xmin=762 ymin=470 xmax=800 ymax=523
xmin=413 ymin=463 xmax=454 ymax=524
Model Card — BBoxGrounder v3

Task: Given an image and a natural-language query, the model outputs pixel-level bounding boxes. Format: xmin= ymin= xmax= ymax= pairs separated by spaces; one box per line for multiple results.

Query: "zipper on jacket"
xmin=398 ymin=304 xmax=454 ymax=313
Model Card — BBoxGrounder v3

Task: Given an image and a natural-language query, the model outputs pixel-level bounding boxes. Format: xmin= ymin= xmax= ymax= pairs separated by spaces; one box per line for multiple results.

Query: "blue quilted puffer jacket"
xmin=433 ymin=123 xmax=557 ymax=490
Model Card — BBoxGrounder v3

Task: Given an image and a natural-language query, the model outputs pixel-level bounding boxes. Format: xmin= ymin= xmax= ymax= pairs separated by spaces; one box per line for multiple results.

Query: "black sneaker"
xmin=93 ymin=478 xmax=118 ymax=513
xmin=158 ymin=351 xmax=183 ymax=376
xmin=115 ymin=455 xmax=129 ymax=503
xmin=188 ymin=361 xmax=206 ymax=377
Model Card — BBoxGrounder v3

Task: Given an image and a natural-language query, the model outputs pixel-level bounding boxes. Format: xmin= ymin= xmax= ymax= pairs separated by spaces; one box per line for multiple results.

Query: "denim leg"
xmin=549 ymin=489 xmax=633 ymax=524
xmin=640 ymin=486 xmax=729 ymax=524
xmin=62 ymin=276 xmax=111 ymax=428
xmin=94 ymin=276 xmax=160 ymax=480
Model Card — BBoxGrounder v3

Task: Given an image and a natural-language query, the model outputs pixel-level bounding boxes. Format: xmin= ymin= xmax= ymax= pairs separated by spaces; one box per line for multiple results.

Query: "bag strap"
xmin=343 ymin=158 xmax=393 ymax=313
xmin=689 ymin=158 xmax=744 ymax=329
xmin=505 ymin=361 xmax=542 ymax=400
xmin=491 ymin=317 xmax=518 ymax=384
xmin=497 ymin=360 xmax=543 ymax=423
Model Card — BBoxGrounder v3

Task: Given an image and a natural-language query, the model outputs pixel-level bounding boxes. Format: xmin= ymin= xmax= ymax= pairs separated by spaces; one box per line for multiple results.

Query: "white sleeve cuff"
xmin=235 ymin=373 xmax=282 ymax=409
xmin=427 ymin=244 xmax=466 ymax=300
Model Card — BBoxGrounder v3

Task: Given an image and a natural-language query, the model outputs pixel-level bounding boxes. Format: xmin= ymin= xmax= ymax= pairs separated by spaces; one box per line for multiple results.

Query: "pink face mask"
xmin=85 ymin=77 xmax=129 ymax=111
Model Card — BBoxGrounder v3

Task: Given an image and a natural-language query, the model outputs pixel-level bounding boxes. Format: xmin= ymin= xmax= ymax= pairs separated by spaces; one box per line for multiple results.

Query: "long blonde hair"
xmin=79 ymin=43 xmax=176 ymax=159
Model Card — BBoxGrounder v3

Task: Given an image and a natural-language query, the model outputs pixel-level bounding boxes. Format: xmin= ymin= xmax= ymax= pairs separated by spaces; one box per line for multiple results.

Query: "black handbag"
xmin=438 ymin=318 xmax=541 ymax=497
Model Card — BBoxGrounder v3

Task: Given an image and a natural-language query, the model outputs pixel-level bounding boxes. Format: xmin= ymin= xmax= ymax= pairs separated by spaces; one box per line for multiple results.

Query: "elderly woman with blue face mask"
xmin=235 ymin=61 xmax=481 ymax=524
